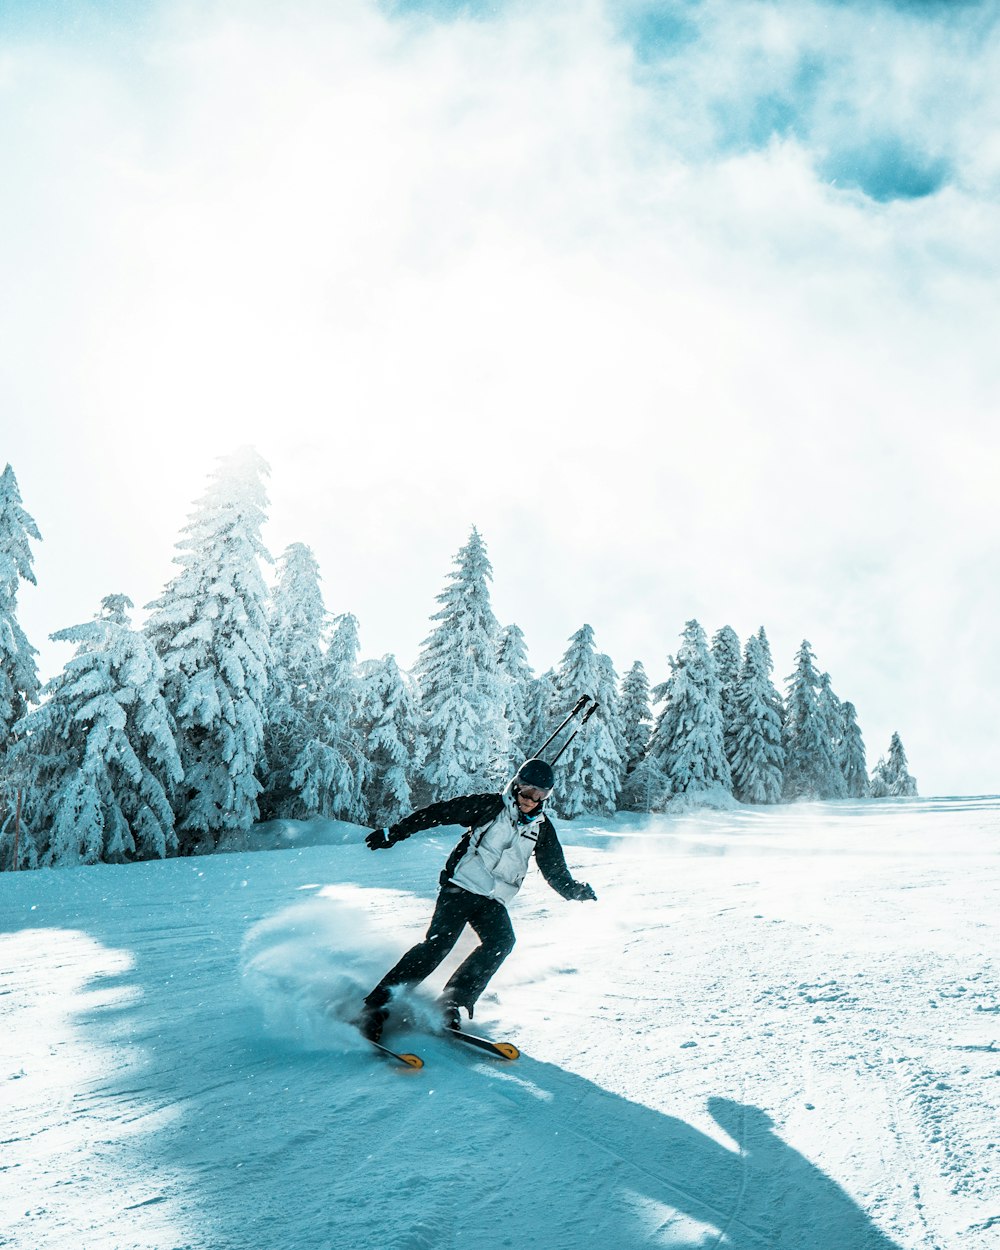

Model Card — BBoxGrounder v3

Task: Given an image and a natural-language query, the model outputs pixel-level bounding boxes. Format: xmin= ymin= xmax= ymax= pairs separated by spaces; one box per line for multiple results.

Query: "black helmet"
xmin=514 ymin=758 xmax=554 ymax=793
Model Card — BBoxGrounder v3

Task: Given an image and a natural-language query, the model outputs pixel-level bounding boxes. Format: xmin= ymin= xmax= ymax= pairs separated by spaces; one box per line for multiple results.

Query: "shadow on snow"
xmin=3 ymin=918 xmax=903 ymax=1250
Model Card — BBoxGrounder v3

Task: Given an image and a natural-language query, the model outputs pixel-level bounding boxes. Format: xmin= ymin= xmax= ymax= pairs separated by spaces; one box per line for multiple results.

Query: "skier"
xmin=359 ymin=757 xmax=597 ymax=1042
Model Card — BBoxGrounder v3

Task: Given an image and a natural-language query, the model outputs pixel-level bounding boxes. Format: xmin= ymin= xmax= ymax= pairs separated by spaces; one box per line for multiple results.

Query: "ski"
xmin=446 ymin=1027 xmax=519 ymax=1060
xmin=369 ymin=1038 xmax=424 ymax=1069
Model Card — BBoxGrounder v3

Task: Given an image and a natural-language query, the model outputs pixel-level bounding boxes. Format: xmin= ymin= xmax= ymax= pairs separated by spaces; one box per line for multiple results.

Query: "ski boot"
xmin=438 ymin=998 xmax=462 ymax=1031
xmin=357 ymin=1003 xmax=388 ymax=1044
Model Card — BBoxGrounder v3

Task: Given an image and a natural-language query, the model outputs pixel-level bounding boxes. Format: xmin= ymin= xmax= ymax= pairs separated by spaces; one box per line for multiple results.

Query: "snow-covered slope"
xmin=2 ymin=798 xmax=998 ymax=1250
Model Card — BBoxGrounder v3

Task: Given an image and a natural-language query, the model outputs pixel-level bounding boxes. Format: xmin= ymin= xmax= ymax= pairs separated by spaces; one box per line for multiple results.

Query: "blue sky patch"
xmin=616 ymin=3 xmax=701 ymax=64
xmin=819 ymin=137 xmax=951 ymax=201
xmin=379 ymin=0 xmax=502 ymax=20
xmin=708 ymin=53 xmax=827 ymax=152
xmin=0 ymin=0 xmax=147 ymax=34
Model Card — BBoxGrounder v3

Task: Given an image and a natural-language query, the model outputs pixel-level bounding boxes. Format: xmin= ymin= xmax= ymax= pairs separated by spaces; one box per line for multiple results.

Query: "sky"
xmin=2 ymin=0 xmax=998 ymax=797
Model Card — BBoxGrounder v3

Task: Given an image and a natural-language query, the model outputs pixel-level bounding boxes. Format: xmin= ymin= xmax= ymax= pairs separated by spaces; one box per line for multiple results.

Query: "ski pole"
xmin=549 ymin=701 xmax=599 ymax=764
xmin=532 ymin=694 xmax=592 ymax=759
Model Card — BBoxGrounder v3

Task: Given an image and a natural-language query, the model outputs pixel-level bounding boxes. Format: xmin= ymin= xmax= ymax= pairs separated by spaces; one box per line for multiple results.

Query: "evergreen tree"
xmin=839 ymin=701 xmax=868 ymax=798
xmin=357 ymin=654 xmax=425 ymax=826
xmin=756 ymin=626 xmax=774 ymax=671
xmin=414 ymin=528 xmax=509 ymax=798
xmin=871 ymin=731 xmax=917 ymax=797
xmin=817 ymin=672 xmax=847 ymax=799
xmin=730 ymin=632 xmax=784 ymax=804
xmin=782 ymin=640 xmax=842 ymax=800
xmin=597 ymin=650 xmax=628 ymax=783
xmin=497 ymin=623 xmax=534 ymax=767
xmin=292 ymin=612 xmax=367 ymax=822
xmin=711 ymin=625 xmax=742 ymax=775
xmin=618 ymin=754 xmax=669 ymax=813
xmin=551 ymin=625 xmax=626 ymax=818
xmin=886 ymin=732 xmax=917 ymax=796
xmin=647 ymin=620 xmax=731 ymax=802
xmin=524 ymin=667 xmax=559 ymax=762
xmin=11 ymin=595 xmax=182 ymax=867
xmin=0 ymin=465 xmax=42 ymax=763
xmin=261 ymin=543 xmax=327 ymax=820
xmin=755 ymin=626 xmax=785 ymax=736
xmin=619 ymin=661 xmax=652 ymax=775
xmin=869 ymin=757 xmax=890 ymax=798
xmin=145 ymin=448 xmax=272 ymax=852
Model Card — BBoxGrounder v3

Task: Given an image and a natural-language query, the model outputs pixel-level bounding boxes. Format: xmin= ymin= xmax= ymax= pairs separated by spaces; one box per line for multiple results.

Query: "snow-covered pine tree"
xmin=12 ymin=595 xmax=182 ymax=867
xmin=839 ymin=701 xmax=868 ymax=797
xmin=868 ymin=756 xmax=889 ymax=798
xmin=0 ymin=467 xmax=41 ymax=730
xmin=497 ymin=623 xmax=536 ymax=769
xmin=414 ymin=528 xmax=509 ymax=799
xmin=597 ymin=650 xmax=628 ymax=784
xmin=291 ymin=612 xmax=367 ymax=822
xmin=524 ymin=667 xmax=559 ymax=762
xmin=552 ymin=625 xmax=626 ymax=818
xmin=0 ymin=466 xmax=42 ymax=868
xmin=144 ymin=448 xmax=272 ymax=852
xmin=0 ymin=466 xmax=41 ymax=755
xmin=260 ymin=543 xmax=328 ymax=821
xmin=872 ymin=757 xmax=895 ymax=799
xmin=871 ymin=731 xmax=918 ymax=797
xmin=618 ymin=753 xmax=669 ymax=813
xmin=357 ymin=654 xmax=425 ymax=826
xmin=782 ymin=641 xmax=842 ymax=801
xmin=887 ymin=732 xmax=918 ymax=796
xmin=817 ymin=672 xmax=847 ymax=799
xmin=647 ymin=619 xmax=731 ymax=804
xmin=730 ymin=632 xmax=784 ymax=804
xmin=755 ymin=626 xmax=786 ymax=734
xmin=711 ymin=625 xmax=742 ymax=775
xmin=619 ymin=661 xmax=652 ymax=775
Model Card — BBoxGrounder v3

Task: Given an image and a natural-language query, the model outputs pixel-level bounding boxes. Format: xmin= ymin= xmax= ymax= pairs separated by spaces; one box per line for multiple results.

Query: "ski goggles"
xmin=514 ymin=784 xmax=551 ymax=804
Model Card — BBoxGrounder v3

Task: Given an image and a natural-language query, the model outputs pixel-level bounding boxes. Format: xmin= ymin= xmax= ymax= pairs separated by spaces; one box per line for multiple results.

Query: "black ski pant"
xmin=365 ymin=883 xmax=515 ymax=1016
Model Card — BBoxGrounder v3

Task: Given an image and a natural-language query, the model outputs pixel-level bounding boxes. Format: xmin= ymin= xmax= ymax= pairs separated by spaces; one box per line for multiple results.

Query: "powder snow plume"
xmin=239 ymin=894 xmax=396 ymax=1051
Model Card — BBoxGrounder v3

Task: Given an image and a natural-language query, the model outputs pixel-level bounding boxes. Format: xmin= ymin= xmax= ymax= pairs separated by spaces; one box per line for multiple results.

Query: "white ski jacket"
xmin=382 ymin=789 xmax=585 ymax=906
xmin=449 ymin=791 xmax=545 ymax=903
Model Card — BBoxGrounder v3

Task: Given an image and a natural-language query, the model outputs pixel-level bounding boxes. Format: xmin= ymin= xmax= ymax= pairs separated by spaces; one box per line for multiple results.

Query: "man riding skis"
xmin=359 ymin=757 xmax=597 ymax=1042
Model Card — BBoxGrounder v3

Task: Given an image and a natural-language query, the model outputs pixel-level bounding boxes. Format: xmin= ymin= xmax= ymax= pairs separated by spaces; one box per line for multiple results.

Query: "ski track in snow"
xmin=1 ymin=797 xmax=999 ymax=1249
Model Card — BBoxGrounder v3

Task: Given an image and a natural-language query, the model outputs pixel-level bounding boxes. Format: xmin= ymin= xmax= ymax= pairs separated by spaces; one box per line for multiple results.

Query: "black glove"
xmin=571 ymin=881 xmax=597 ymax=902
xmin=365 ymin=828 xmax=395 ymax=851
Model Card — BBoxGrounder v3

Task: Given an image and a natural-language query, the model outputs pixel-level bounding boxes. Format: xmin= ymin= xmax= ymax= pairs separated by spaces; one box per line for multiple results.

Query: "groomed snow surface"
xmin=2 ymin=797 xmax=998 ymax=1250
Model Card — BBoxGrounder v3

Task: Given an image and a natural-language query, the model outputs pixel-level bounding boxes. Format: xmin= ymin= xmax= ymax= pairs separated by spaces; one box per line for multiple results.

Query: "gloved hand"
xmin=365 ymin=828 xmax=395 ymax=851
xmin=571 ymin=881 xmax=597 ymax=902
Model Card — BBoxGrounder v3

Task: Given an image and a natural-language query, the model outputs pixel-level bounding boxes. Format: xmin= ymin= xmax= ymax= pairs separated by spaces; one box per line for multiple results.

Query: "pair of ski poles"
xmin=532 ymin=694 xmax=599 ymax=765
